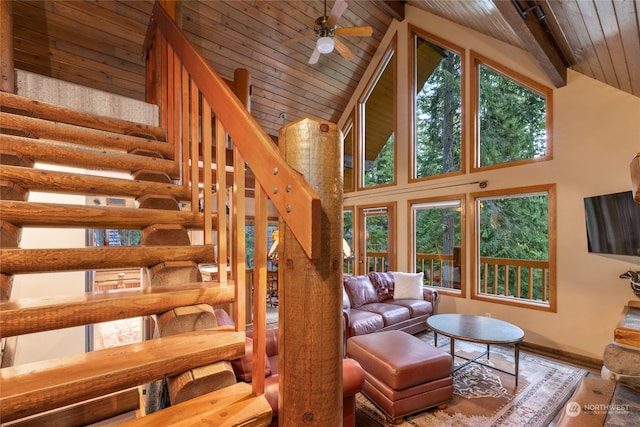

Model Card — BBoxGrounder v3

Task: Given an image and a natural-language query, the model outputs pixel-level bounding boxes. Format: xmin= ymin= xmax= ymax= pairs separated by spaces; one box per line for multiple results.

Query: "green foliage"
xmin=365 ymin=136 xmax=394 ymax=186
xmin=478 ymin=194 xmax=549 ymax=261
xmin=415 ymin=50 xmax=462 ymax=178
xmin=478 ymin=65 xmax=547 ymax=166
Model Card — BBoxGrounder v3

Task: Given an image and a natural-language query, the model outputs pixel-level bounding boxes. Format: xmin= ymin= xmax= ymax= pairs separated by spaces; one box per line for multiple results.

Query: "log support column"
xmin=277 ymin=118 xmax=343 ymax=426
xmin=1 ymin=0 xmax=14 ymax=93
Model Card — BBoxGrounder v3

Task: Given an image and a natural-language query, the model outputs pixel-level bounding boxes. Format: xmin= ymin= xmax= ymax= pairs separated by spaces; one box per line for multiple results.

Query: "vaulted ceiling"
xmin=9 ymin=1 xmax=640 ymax=137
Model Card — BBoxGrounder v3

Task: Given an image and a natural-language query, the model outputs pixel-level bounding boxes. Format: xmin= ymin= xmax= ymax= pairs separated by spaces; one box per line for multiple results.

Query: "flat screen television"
xmin=584 ymin=191 xmax=640 ymax=257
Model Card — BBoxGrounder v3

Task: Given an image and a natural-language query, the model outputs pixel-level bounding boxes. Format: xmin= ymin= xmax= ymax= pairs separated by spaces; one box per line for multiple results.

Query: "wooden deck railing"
xmin=365 ymin=252 xmax=549 ymax=302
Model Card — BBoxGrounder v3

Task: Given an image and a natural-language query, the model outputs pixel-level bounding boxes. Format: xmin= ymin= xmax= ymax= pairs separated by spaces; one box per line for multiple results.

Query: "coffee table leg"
xmin=434 ymin=332 xmax=438 ymax=347
xmin=515 ymin=343 xmax=520 ymax=386
xmin=487 ymin=343 xmax=490 ymax=360
xmin=449 ymin=337 xmax=455 ymax=359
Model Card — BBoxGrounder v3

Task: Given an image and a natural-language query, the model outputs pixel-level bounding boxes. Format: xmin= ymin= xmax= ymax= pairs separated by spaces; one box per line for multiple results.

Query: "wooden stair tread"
xmin=121 ymin=382 xmax=272 ymax=427
xmin=0 ymin=91 xmax=166 ymax=141
xmin=0 ymin=200 xmax=213 ymax=229
xmin=0 ymin=282 xmax=235 ymax=337
xmin=2 ymin=388 xmax=140 ymax=427
xmin=0 ymin=133 xmax=179 ymax=178
xmin=0 ymin=164 xmax=191 ymax=201
xmin=0 ymin=245 xmax=216 ymax=274
xmin=0 ymin=329 xmax=246 ymax=422
xmin=0 ymin=112 xmax=174 ymax=160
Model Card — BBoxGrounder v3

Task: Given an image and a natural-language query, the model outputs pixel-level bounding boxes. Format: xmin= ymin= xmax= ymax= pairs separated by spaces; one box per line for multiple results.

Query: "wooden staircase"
xmin=0 ymin=91 xmax=271 ymax=426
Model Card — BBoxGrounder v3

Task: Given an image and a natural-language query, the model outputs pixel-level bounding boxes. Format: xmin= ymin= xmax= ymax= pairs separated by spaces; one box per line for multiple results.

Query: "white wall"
xmin=340 ymin=6 xmax=640 ymax=360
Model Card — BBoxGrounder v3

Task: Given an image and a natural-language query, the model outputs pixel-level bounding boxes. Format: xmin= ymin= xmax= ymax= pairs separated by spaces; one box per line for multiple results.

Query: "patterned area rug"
xmin=356 ymin=332 xmax=588 ymax=427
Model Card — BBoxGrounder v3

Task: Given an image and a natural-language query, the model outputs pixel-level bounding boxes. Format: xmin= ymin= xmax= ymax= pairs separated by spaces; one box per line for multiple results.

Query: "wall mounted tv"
xmin=584 ymin=190 xmax=640 ymax=257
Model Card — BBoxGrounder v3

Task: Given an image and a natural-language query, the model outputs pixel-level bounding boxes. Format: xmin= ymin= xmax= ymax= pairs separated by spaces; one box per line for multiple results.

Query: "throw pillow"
xmin=392 ymin=272 xmax=424 ymax=299
xmin=368 ymin=271 xmax=395 ymax=301
xmin=343 ymin=275 xmax=380 ymax=308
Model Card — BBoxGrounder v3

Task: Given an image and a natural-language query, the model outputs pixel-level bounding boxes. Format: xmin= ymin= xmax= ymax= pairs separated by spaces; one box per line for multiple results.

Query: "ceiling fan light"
xmin=317 ymin=36 xmax=334 ymax=54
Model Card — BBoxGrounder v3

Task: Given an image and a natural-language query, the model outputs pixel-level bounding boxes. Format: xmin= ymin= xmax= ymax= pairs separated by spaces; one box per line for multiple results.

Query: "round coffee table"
xmin=426 ymin=314 xmax=525 ymax=385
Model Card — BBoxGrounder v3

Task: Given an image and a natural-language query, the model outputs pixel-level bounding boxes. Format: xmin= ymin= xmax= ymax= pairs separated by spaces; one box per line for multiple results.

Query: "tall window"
xmin=410 ymin=196 xmax=464 ymax=295
xmin=411 ymin=28 xmax=464 ymax=181
xmin=343 ymin=114 xmax=355 ymax=193
xmin=357 ymin=203 xmax=396 ymax=273
xmin=359 ymin=43 xmax=396 ymax=189
xmin=471 ymin=185 xmax=556 ymax=311
xmin=472 ymin=51 xmax=552 ymax=170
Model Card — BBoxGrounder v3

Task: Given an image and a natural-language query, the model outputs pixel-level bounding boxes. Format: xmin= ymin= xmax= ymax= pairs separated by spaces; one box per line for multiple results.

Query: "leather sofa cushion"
xmin=344 ymin=275 xmax=379 ymax=308
xmin=357 ymin=303 xmax=410 ymax=326
xmin=368 ymin=271 xmax=395 ymax=301
xmin=346 ymin=309 xmax=385 ymax=336
xmin=232 ymin=337 xmax=272 ymax=382
xmin=347 ymin=330 xmax=452 ymax=390
xmin=385 ymin=299 xmax=432 ymax=317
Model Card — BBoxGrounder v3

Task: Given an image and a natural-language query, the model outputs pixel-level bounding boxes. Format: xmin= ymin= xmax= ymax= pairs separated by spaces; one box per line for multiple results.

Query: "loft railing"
xmin=143 ymin=2 xmax=322 ymax=398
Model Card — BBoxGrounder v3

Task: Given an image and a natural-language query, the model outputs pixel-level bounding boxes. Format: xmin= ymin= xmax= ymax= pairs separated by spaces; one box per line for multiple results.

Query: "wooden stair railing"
xmin=0 ymin=88 xmax=272 ymax=424
xmin=146 ymin=3 xmax=321 ymax=258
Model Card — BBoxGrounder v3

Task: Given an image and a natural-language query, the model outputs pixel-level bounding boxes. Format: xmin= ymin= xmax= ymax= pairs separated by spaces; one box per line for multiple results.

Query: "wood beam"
xmin=375 ymin=0 xmax=405 ymax=22
xmin=494 ymin=0 xmax=567 ymax=88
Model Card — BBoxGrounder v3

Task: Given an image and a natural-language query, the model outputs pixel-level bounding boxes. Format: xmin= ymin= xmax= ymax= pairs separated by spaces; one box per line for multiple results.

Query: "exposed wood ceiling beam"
xmin=375 ymin=1 xmax=405 ymax=22
xmin=494 ymin=0 xmax=568 ymax=88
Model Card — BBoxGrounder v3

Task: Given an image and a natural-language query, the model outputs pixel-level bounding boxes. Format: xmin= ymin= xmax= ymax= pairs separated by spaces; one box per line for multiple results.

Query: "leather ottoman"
xmin=346 ymin=330 xmax=453 ymax=424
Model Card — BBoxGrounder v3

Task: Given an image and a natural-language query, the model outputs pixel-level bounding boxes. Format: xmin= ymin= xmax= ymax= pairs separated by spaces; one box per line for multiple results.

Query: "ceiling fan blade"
xmin=281 ymin=33 xmax=315 ymax=46
xmin=326 ymin=0 xmax=348 ymax=27
xmin=308 ymin=46 xmax=321 ymax=64
xmin=290 ymin=8 xmax=319 ymax=29
xmin=335 ymin=26 xmax=373 ymax=38
xmin=334 ymin=37 xmax=355 ymax=61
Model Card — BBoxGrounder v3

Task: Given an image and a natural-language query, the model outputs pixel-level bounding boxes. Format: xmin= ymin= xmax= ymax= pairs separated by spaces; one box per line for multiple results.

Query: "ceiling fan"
xmin=281 ymin=0 xmax=373 ymax=64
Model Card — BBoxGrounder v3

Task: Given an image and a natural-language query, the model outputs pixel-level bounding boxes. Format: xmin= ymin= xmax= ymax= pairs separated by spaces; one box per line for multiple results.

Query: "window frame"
xmin=342 ymin=111 xmax=355 ymax=193
xmin=408 ymin=194 xmax=466 ymax=297
xmin=470 ymin=51 xmax=553 ymax=172
xmin=409 ymin=26 xmax=466 ymax=183
xmin=470 ymin=184 xmax=557 ymax=312
xmin=356 ymin=202 xmax=397 ymax=274
xmin=357 ymin=37 xmax=397 ymax=191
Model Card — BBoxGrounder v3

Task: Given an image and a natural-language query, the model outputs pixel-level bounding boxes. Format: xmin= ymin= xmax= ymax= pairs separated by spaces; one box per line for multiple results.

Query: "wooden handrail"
xmin=148 ymin=3 xmax=321 ymax=259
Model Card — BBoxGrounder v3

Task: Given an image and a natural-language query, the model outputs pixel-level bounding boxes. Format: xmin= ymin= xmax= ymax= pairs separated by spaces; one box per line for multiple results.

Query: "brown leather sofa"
xmin=231 ymin=328 xmax=365 ymax=427
xmin=343 ymin=272 xmax=438 ymax=339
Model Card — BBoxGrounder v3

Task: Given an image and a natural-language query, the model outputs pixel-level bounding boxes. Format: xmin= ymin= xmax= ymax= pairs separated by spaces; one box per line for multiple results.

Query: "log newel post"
xmin=278 ymin=118 xmax=344 ymax=426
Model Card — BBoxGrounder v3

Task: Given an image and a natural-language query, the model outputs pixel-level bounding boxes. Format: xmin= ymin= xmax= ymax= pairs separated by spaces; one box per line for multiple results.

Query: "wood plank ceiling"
xmin=9 ymin=1 xmax=640 ymax=139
